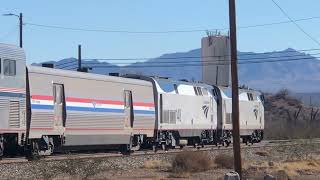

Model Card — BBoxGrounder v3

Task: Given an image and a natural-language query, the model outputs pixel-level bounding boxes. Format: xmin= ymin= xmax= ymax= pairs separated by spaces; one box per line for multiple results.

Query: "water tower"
xmin=201 ymin=34 xmax=231 ymax=87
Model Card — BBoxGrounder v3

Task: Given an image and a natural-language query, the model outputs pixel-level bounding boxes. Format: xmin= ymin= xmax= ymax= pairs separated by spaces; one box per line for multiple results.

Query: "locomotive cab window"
xmin=247 ymin=93 xmax=254 ymax=101
xmin=193 ymin=87 xmax=198 ymax=95
xmin=197 ymin=87 xmax=203 ymax=96
xmin=4 ymin=59 xmax=16 ymax=76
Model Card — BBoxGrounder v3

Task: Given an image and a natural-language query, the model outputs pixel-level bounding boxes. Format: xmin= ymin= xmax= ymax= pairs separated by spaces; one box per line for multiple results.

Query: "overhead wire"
xmin=57 ymin=55 xmax=320 ymax=69
xmin=271 ymin=0 xmax=320 ymax=47
xmin=24 ymin=16 xmax=320 ymax=34
xmin=55 ymin=49 xmax=320 ymax=69
xmin=54 ymin=47 xmax=320 ymax=68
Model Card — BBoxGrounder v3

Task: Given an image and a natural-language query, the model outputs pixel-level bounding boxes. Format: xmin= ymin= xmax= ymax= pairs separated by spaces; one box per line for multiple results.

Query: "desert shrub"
xmin=214 ymin=154 xmax=234 ymax=169
xmin=144 ymin=159 xmax=170 ymax=169
xmin=52 ymin=158 xmax=104 ymax=179
xmin=275 ymin=89 xmax=290 ymax=99
xmin=255 ymin=151 xmax=269 ymax=157
xmin=171 ymin=151 xmax=212 ymax=173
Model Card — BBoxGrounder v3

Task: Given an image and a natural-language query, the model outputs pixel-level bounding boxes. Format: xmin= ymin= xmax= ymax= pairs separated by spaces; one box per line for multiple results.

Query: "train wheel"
xmin=28 ymin=141 xmax=40 ymax=160
xmin=225 ymin=140 xmax=230 ymax=147
xmin=152 ymin=145 xmax=157 ymax=153
xmin=32 ymin=141 xmax=40 ymax=158
xmin=119 ymin=144 xmax=131 ymax=155
xmin=161 ymin=143 xmax=167 ymax=151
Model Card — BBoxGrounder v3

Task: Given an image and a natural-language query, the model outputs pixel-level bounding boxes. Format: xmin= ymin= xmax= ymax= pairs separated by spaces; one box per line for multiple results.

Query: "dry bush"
xmin=51 ymin=158 xmax=104 ymax=179
xmin=255 ymin=151 xmax=269 ymax=157
xmin=144 ymin=159 xmax=170 ymax=169
xmin=171 ymin=151 xmax=213 ymax=173
xmin=214 ymin=154 xmax=234 ymax=169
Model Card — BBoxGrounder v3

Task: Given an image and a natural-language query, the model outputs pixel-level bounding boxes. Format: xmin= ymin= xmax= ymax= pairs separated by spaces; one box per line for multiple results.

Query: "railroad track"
xmin=1 ymin=138 xmax=319 ymax=164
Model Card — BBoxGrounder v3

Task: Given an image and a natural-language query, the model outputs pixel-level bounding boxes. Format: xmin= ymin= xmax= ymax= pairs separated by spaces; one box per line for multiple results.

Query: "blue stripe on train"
xmin=0 ymin=92 xmax=25 ymax=98
xmin=31 ymin=104 xmax=155 ymax=115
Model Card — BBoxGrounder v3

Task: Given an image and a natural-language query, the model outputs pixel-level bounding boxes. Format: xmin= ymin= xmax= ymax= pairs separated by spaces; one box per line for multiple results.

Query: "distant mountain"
xmin=33 ymin=48 xmax=320 ymax=93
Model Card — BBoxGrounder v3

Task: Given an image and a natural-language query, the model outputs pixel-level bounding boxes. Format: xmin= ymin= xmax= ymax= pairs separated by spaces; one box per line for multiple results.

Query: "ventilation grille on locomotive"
xmin=162 ymin=110 xmax=178 ymax=124
xmin=9 ymin=101 xmax=20 ymax=128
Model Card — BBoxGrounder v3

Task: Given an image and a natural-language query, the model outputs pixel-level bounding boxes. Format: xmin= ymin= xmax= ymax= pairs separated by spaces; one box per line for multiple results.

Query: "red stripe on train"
xmin=31 ymin=95 xmax=154 ymax=107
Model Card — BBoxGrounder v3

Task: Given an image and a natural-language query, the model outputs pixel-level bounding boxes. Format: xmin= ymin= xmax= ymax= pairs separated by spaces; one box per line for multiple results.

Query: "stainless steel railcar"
xmin=0 ymin=43 xmax=158 ymax=157
xmin=0 ymin=44 xmax=265 ymax=158
xmin=27 ymin=66 xmax=156 ymax=155
xmin=0 ymin=43 xmax=26 ymax=157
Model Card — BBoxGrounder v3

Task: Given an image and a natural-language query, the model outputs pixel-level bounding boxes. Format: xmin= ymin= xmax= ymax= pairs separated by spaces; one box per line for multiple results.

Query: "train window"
xmin=212 ymin=89 xmax=217 ymax=96
xmin=247 ymin=93 xmax=254 ymax=101
xmin=197 ymin=87 xmax=203 ymax=96
xmin=193 ymin=87 xmax=198 ymax=95
xmin=53 ymin=84 xmax=63 ymax=104
xmin=4 ymin=59 xmax=16 ymax=76
xmin=173 ymin=84 xmax=179 ymax=94
xmin=124 ymin=90 xmax=132 ymax=108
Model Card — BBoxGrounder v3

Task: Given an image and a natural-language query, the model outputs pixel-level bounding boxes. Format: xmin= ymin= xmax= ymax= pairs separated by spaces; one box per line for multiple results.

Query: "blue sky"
xmin=0 ymin=0 xmax=320 ymax=64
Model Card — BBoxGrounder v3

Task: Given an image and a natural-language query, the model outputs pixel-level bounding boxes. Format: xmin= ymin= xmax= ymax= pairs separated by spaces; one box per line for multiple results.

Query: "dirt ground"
xmin=1 ymin=142 xmax=320 ymax=180
xmin=49 ymin=159 xmax=320 ymax=180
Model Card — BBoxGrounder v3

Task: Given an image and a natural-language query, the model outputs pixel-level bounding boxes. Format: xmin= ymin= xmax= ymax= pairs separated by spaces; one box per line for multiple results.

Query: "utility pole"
xmin=2 ymin=13 xmax=23 ymax=48
xmin=78 ymin=45 xmax=82 ymax=71
xmin=19 ymin=13 xmax=23 ymax=48
xmin=228 ymin=0 xmax=242 ymax=178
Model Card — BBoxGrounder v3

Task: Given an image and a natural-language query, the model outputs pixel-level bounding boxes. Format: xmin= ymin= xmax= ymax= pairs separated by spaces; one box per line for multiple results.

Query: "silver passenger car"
xmin=27 ymin=66 xmax=156 ymax=155
xmin=0 ymin=44 xmax=26 ymax=157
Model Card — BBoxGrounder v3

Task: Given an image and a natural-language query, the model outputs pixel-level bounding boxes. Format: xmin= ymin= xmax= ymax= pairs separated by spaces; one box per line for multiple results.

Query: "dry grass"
xmin=255 ymin=151 xmax=269 ymax=157
xmin=214 ymin=154 xmax=234 ymax=169
xmin=244 ymin=159 xmax=320 ymax=178
xmin=171 ymin=151 xmax=213 ymax=173
xmin=276 ymin=160 xmax=320 ymax=177
xmin=143 ymin=159 xmax=170 ymax=169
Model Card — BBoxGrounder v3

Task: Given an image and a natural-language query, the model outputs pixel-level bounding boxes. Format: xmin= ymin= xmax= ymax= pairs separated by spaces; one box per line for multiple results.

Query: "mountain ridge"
xmin=33 ymin=48 xmax=320 ymax=92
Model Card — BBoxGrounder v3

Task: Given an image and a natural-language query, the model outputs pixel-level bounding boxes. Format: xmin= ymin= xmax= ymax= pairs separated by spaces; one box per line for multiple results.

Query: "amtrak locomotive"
xmin=0 ymin=43 xmax=264 ymax=158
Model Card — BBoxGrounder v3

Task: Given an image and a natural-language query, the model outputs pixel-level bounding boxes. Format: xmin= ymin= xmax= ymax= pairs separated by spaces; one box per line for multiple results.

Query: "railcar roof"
xmin=152 ymin=77 xmax=213 ymax=89
xmin=27 ymin=65 xmax=152 ymax=86
xmin=0 ymin=43 xmax=25 ymax=61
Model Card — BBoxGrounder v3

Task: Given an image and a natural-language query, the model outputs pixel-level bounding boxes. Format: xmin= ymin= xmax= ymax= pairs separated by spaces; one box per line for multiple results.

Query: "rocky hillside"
xmin=264 ymin=89 xmax=320 ymax=139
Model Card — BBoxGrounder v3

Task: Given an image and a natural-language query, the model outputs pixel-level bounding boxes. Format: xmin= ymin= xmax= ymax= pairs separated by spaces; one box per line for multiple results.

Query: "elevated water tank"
xmin=201 ymin=35 xmax=231 ymax=87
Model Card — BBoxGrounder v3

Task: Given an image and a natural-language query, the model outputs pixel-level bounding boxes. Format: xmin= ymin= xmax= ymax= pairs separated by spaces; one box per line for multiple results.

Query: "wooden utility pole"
xmin=19 ymin=13 xmax=23 ymax=48
xmin=3 ymin=13 xmax=23 ymax=48
xmin=228 ymin=0 xmax=242 ymax=178
xmin=78 ymin=45 xmax=82 ymax=71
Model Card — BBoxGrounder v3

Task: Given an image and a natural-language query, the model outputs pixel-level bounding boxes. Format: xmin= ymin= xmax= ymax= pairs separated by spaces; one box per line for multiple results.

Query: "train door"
xmin=124 ymin=90 xmax=134 ymax=128
xmin=53 ymin=84 xmax=66 ymax=129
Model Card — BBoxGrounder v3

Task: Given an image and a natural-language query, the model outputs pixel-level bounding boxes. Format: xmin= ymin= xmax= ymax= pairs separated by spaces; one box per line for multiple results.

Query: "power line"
xmin=54 ymin=48 xmax=320 ymax=69
xmin=54 ymin=48 xmax=320 ymax=68
xmin=271 ymin=0 xmax=320 ymax=46
xmin=57 ymin=56 xmax=320 ymax=69
xmin=56 ymin=52 xmax=316 ymax=69
xmin=78 ymin=52 xmax=320 ymax=65
xmin=24 ymin=16 xmax=320 ymax=34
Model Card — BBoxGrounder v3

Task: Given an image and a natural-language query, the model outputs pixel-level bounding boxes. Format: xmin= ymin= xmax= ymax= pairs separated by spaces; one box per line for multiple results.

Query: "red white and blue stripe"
xmin=0 ymin=87 xmax=25 ymax=98
xmin=31 ymin=95 xmax=155 ymax=115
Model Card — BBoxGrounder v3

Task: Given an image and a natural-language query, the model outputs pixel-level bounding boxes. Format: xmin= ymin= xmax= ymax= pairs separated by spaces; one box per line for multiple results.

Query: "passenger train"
xmin=0 ymin=43 xmax=264 ymax=158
